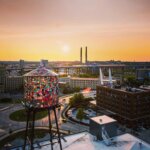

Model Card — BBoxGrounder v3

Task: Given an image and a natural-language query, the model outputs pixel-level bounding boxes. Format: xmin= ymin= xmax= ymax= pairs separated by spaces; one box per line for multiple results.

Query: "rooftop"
xmin=140 ymin=85 xmax=150 ymax=91
xmin=71 ymin=77 xmax=99 ymax=80
xmin=24 ymin=66 xmax=58 ymax=77
xmin=99 ymin=85 xmax=149 ymax=94
xmin=73 ymin=64 xmax=126 ymax=68
xmin=16 ymin=132 xmax=150 ymax=150
xmin=118 ymin=87 xmax=146 ymax=93
xmin=70 ymin=77 xmax=117 ymax=81
xmin=90 ymin=100 xmax=96 ymax=105
xmin=90 ymin=115 xmax=116 ymax=125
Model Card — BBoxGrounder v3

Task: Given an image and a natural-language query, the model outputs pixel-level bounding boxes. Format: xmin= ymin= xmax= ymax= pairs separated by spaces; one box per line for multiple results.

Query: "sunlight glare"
xmin=62 ymin=45 xmax=70 ymax=53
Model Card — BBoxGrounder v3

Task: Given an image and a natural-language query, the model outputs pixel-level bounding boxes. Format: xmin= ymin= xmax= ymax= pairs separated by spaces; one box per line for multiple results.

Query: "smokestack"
xmin=80 ymin=47 xmax=82 ymax=64
xmin=85 ymin=46 xmax=88 ymax=64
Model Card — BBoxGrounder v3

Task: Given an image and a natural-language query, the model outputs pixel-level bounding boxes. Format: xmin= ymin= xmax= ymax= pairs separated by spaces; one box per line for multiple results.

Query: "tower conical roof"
xmin=24 ymin=65 xmax=58 ymax=77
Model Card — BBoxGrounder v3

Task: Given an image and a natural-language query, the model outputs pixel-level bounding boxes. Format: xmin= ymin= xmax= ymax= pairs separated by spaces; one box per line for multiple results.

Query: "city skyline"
xmin=0 ymin=0 xmax=150 ymax=61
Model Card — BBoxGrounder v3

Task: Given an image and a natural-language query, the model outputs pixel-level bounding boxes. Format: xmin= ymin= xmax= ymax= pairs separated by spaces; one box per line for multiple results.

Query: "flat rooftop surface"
xmin=20 ymin=132 xmax=150 ymax=150
xmin=71 ymin=77 xmax=98 ymax=80
xmin=90 ymin=100 xmax=96 ymax=105
xmin=90 ymin=115 xmax=116 ymax=125
xmin=140 ymin=85 xmax=150 ymax=90
xmin=101 ymin=85 xmax=147 ymax=93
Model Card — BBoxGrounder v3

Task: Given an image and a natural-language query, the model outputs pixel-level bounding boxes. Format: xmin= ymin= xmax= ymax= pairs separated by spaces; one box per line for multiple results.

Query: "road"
xmin=0 ymin=91 xmax=95 ymax=138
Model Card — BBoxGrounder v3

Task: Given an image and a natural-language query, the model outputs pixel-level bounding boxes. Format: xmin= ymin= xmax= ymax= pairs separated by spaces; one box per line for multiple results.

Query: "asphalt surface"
xmin=0 ymin=92 xmax=94 ymax=138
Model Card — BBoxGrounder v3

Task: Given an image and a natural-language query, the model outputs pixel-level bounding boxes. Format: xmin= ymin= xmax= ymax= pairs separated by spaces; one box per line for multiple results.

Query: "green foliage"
xmin=124 ymin=75 xmax=142 ymax=87
xmin=0 ymin=129 xmax=49 ymax=149
xmin=9 ymin=109 xmax=47 ymax=122
xmin=62 ymin=86 xmax=69 ymax=94
xmin=14 ymin=99 xmax=22 ymax=103
xmin=62 ymin=85 xmax=80 ymax=94
xmin=84 ymin=97 xmax=94 ymax=101
xmin=0 ymin=98 xmax=21 ymax=104
xmin=0 ymin=98 xmax=12 ymax=103
xmin=143 ymin=77 xmax=150 ymax=85
xmin=69 ymin=93 xmax=84 ymax=107
xmin=73 ymin=87 xmax=81 ymax=92
xmin=76 ymin=108 xmax=84 ymax=121
xmin=62 ymin=119 xmax=67 ymax=123
xmin=77 ymin=73 xmax=98 ymax=78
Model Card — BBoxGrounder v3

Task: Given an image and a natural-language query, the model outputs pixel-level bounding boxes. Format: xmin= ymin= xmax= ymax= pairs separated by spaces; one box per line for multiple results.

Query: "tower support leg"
xmin=31 ymin=111 xmax=35 ymax=150
xmin=23 ymin=110 xmax=30 ymax=150
xmin=53 ymin=107 xmax=62 ymax=150
xmin=48 ymin=109 xmax=53 ymax=150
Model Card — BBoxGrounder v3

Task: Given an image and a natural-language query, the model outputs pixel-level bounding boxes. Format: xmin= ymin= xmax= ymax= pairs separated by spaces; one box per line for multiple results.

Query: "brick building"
xmin=96 ymin=86 xmax=150 ymax=128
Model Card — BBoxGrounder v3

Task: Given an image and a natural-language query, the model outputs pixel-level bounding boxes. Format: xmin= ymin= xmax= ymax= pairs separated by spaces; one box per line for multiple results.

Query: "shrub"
xmin=76 ymin=108 xmax=84 ymax=122
xmin=69 ymin=93 xmax=84 ymax=107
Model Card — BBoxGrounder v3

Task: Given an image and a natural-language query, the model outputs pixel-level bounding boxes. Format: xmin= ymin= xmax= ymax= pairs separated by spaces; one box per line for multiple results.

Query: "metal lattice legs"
xmin=23 ymin=106 xmax=62 ymax=150
xmin=48 ymin=109 xmax=53 ymax=150
xmin=23 ymin=109 xmax=35 ymax=150
xmin=53 ymin=108 xmax=62 ymax=150
xmin=31 ymin=111 xmax=35 ymax=150
xmin=23 ymin=110 xmax=30 ymax=150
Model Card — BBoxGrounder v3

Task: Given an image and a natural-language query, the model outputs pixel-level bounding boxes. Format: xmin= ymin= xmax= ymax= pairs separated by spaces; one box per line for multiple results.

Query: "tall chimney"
xmin=80 ymin=47 xmax=82 ymax=64
xmin=85 ymin=46 xmax=88 ymax=64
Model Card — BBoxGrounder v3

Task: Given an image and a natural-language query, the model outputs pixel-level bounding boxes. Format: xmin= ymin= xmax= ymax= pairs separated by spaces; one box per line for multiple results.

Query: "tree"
xmin=62 ymin=84 xmax=81 ymax=94
xmin=125 ymin=75 xmax=141 ymax=87
xmin=143 ymin=77 xmax=150 ymax=85
xmin=69 ymin=93 xmax=84 ymax=107
xmin=73 ymin=87 xmax=80 ymax=92
xmin=77 ymin=73 xmax=98 ymax=78
xmin=62 ymin=84 xmax=72 ymax=94
xmin=76 ymin=108 xmax=84 ymax=122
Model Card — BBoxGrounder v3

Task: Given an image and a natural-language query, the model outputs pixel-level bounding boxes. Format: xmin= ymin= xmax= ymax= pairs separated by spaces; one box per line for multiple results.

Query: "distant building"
xmin=70 ymin=77 xmax=99 ymax=89
xmin=41 ymin=59 xmax=48 ymax=67
xmin=59 ymin=77 xmax=117 ymax=89
xmin=59 ymin=77 xmax=71 ymax=84
xmin=0 ymin=65 xmax=6 ymax=93
xmin=96 ymin=86 xmax=150 ymax=128
xmin=136 ymin=69 xmax=150 ymax=80
xmin=19 ymin=59 xmax=25 ymax=69
xmin=5 ymin=76 xmax=23 ymax=92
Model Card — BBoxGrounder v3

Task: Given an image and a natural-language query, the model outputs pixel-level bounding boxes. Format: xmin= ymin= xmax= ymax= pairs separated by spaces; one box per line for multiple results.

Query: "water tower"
xmin=23 ymin=62 xmax=62 ymax=150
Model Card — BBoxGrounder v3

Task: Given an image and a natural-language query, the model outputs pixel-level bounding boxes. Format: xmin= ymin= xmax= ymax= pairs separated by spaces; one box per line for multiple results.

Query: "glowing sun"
xmin=62 ymin=45 xmax=70 ymax=53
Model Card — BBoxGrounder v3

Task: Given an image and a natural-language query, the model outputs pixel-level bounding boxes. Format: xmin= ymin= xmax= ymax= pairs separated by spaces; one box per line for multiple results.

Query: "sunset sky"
xmin=0 ymin=0 xmax=150 ymax=61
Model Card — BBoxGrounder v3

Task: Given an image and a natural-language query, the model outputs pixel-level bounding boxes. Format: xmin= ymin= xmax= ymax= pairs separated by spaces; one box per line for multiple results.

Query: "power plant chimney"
xmin=85 ymin=46 xmax=88 ymax=64
xmin=80 ymin=47 xmax=82 ymax=64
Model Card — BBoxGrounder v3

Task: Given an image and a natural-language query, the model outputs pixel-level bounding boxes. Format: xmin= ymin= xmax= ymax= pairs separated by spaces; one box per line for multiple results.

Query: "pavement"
xmin=0 ymin=104 xmax=14 ymax=111
xmin=1 ymin=91 xmax=150 ymax=148
xmin=0 ymin=92 xmax=93 ymax=139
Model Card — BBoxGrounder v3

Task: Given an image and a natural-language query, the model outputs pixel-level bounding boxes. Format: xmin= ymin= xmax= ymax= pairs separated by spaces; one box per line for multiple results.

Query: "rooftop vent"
xmin=100 ymin=119 xmax=103 ymax=123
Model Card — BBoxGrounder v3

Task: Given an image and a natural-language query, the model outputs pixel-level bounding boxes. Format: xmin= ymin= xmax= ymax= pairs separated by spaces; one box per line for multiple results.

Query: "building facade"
xmin=5 ymin=76 xmax=23 ymax=92
xmin=96 ymin=86 xmax=150 ymax=128
xmin=0 ymin=65 xmax=6 ymax=93
xmin=136 ymin=69 xmax=150 ymax=80
xmin=70 ymin=78 xmax=99 ymax=89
